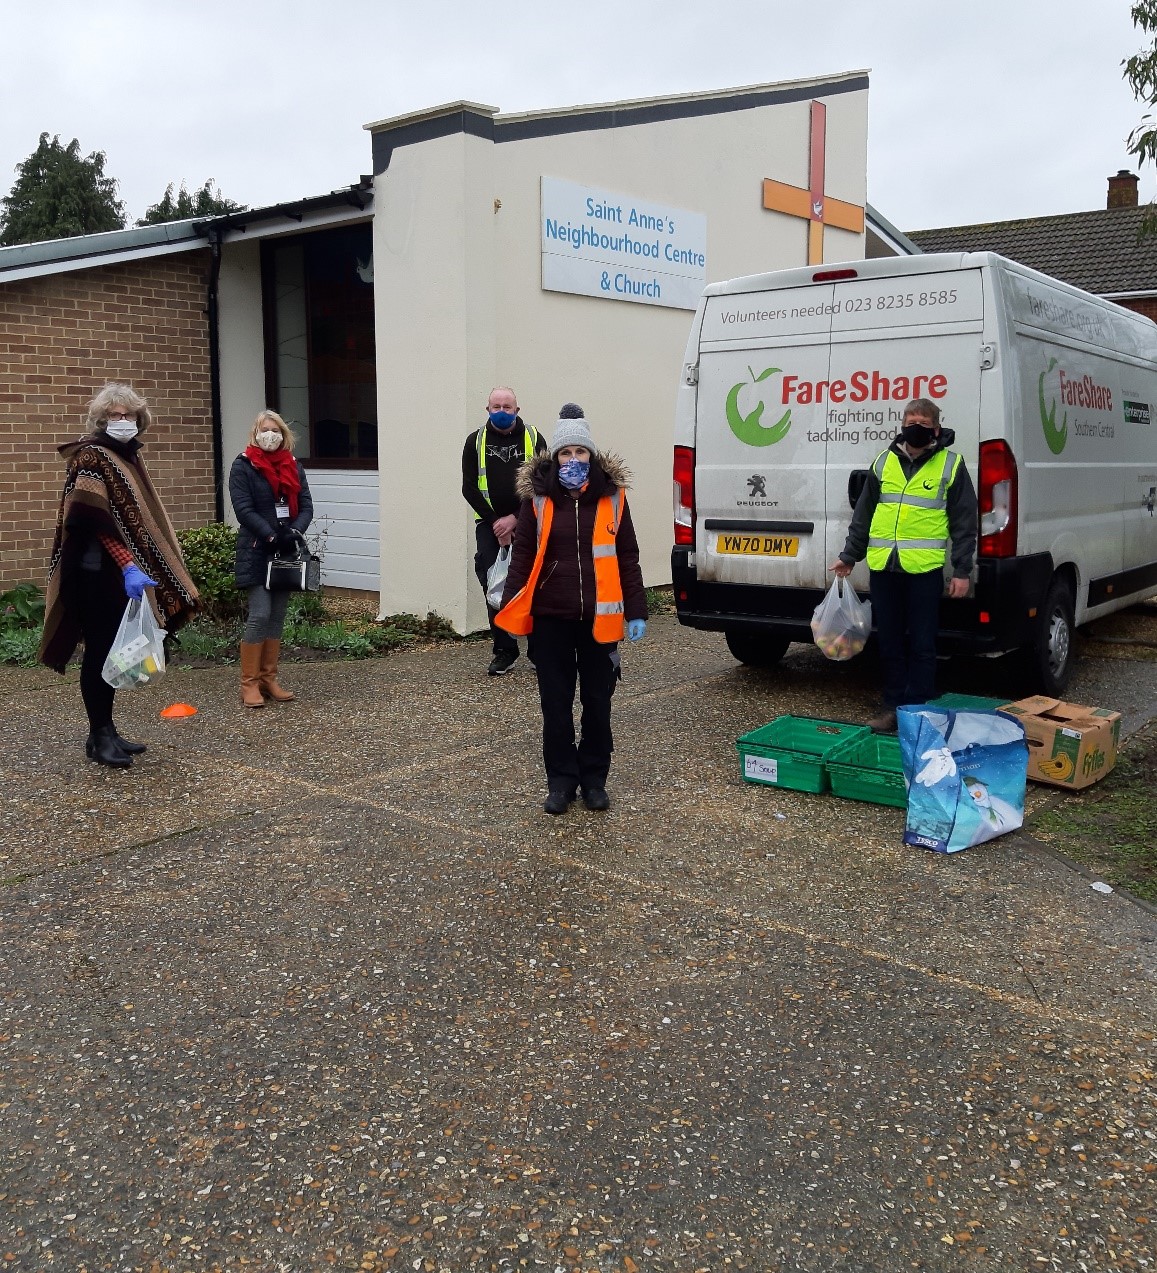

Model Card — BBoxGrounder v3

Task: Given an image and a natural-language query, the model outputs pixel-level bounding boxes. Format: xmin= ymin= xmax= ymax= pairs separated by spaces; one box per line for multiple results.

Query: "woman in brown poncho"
xmin=39 ymin=383 xmax=199 ymax=767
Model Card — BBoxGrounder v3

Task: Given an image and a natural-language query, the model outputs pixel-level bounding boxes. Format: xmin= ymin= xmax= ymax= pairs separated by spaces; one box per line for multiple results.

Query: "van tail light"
xmin=978 ymin=439 xmax=1018 ymax=558
xmin=673 ymin=445 xmax=695 ymax=546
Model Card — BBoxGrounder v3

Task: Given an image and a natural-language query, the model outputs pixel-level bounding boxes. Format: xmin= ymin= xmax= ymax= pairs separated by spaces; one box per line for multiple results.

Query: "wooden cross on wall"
xmin=762 ymin=100 xmax=865 ymax=265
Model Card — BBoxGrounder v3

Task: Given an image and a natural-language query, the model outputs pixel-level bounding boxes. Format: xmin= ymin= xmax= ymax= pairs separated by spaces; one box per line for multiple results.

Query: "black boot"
xmin=85 ymin=724 xmax=132 ymax=768
xmin=543 ymin=789 xmax=575 ymax=815
xmin=109 ymin=723 xmax=146 ymax=755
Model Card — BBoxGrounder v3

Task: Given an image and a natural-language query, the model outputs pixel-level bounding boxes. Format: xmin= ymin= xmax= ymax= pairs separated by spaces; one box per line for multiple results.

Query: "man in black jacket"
xmin=461 ymin=386 xmax=547 ymax=675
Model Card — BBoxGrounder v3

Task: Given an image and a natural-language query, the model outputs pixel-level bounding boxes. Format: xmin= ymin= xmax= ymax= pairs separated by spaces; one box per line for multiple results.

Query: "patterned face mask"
xmin=256 ymin=430 xmax=283 ymax=451
xmin=558 ymin=459 xmax=590 ymax=489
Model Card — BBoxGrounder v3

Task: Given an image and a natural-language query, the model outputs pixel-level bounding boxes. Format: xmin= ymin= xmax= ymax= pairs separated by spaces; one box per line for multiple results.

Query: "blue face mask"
xmin=558 ymin=459 xmax=590 ymax=489
xmin=488 ymin=410 xmax=517 ymax=430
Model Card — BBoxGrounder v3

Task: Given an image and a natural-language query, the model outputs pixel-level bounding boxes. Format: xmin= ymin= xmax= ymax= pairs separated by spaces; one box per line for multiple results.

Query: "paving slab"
xmin=0 ymin=617 xmax=1153 ymax=1272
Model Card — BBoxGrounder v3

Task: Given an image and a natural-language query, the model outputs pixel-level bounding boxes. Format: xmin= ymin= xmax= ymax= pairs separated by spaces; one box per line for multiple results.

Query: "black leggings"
xmin=77 ymin=570 xmax=128 ymax=732
xmin=530 ymin=617 xmax=620 ymax=794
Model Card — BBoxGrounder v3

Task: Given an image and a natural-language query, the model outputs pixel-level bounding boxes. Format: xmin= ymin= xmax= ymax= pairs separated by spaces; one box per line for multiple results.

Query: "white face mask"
xmin=256 ymin=430 xmax=282 ymax=451
xmin=104 ymin=420 xmax=138 ymax=442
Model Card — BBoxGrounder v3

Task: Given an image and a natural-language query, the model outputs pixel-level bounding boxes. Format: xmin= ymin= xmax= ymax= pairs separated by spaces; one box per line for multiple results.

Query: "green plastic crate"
xmin=926 ymin=693 xmax=1009 ymax=712
xmin=737 ymin=716 xmax=868 ymax=793
xmin=825 ymin=731 xmax=909 ymax=808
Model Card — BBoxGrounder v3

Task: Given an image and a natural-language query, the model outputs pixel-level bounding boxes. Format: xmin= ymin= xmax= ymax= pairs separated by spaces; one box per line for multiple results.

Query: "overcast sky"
xmin=1 ymin=0 xmax=1148 ymax=235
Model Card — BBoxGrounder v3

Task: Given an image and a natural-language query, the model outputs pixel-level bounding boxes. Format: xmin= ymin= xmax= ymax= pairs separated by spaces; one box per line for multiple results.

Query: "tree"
xmin=0 ymin=133 xmax=126 ymax=246
xmin=1125 ymin=3 xmax=1157 ymax=174
xmin=138 ymin=179 xmax=245 ymax=225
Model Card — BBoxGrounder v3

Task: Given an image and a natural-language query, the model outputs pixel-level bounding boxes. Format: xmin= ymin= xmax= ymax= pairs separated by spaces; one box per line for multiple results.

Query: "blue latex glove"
xmin=627 ymin=619 xmax=646 ymax=642
xmin=122 ymin=563 xmax=157 ymax=600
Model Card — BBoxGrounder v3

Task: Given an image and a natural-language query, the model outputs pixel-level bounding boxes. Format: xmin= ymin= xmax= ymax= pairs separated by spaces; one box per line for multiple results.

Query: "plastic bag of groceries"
xmin=485 ymin=544 xmax=512 ymax=609
xmin=101 ymin=596 xmax=167 ymax=690
xmin=810 ymin=577 xmax=872 ymax=661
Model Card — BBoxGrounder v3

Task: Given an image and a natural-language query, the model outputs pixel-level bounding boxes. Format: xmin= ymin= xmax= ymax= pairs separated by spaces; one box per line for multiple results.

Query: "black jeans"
xmin=77 ymin=567 xmax=128 ymax=732
xmin=869 ymin=567 xmax=944 ymax=709
xmin=530 ymin=617 xmax=620 ymax=794
xmin=473 ymin=521 xmax=518 ymax=656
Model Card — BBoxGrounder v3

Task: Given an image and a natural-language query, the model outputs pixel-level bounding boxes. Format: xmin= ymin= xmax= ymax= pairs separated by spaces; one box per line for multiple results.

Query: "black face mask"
xmin=901 ymin=422 xmax=935 ymax=449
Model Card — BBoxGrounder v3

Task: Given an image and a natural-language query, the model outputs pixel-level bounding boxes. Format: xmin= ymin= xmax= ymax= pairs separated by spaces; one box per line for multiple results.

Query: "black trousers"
xmin=473 ymin=521 xmax=518 ymax=656
xmin=869 ymin=567 xmax=944 ymax=709
xmin=77 ymin=567 xmax=128 ymax=732
xmin=530 ymin=617 xmax=619 ymax=794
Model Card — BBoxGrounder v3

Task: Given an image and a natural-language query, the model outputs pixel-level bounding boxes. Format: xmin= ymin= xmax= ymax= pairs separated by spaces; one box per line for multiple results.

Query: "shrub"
xmin=172 ymin=617 xmax=236 ymax=663
xmin=177 ymin=523 xmax=243 ymax=620
xmin=1 ymin=581 xmax=44 ymax=626
xmin=0 ymin=583 xmax=45 ymax=666
xmin=288 ymin=590 xmax=327 ymax=622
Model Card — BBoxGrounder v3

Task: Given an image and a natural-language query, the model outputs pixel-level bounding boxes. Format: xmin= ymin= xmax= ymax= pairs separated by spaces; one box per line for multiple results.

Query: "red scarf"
xmin=245 ymin=445 xmax=300 ymax=517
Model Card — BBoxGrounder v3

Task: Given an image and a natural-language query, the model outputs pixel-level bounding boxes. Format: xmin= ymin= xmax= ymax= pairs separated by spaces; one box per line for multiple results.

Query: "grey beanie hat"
xmin=550 ymin=403 xmax=596 ymax=457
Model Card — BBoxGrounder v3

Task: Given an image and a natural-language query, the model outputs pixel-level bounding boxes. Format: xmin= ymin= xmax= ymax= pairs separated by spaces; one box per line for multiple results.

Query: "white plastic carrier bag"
xmin=485 ymin=544 xmax=512 ymax=609
xmin=810 ymin=577 xmax=872 ymax=661
xmin=101 ymin=596 xmax=168 ymax=690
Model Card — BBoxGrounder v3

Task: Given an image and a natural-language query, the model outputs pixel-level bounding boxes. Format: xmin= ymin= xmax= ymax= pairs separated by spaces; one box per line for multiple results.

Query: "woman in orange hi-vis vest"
xmin=497 ymin=404 xmax=647 ymax=815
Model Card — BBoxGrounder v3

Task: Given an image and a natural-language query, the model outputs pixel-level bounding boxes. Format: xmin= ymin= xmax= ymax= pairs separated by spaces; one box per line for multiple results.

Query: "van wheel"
xmin=725 ymin=630 xmax=791 ymax=668
xmin=1027 ymin=575 xmax=1075 ymax=695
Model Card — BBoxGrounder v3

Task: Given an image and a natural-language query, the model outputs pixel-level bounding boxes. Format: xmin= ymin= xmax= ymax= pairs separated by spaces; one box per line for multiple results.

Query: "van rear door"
xmin=695 ymin=283 xmax=837 ymax=590
xmin=822 ymin=269 xmax=987 ymax=591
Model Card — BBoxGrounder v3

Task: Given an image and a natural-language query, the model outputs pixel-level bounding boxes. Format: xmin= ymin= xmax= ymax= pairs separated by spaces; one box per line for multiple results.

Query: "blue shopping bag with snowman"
xmin=897 ymin=707 xmax=1029 ymax=853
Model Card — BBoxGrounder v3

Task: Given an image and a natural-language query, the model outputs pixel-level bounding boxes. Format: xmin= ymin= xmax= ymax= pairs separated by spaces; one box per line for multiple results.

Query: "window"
xmin=262 ymin=223 xmax=377 ymax=468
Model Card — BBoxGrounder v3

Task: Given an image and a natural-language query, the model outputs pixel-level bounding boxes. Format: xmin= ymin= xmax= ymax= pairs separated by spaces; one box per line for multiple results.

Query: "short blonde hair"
xmin=248 ymin=409 xmax=296 ymax=453
xmin=85 ymin=382 xmax=152 ymax=434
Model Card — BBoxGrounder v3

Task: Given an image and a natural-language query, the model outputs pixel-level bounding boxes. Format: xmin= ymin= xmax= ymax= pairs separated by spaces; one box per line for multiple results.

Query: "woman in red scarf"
xmin=228 ymin=410 xmax=314 ymax=706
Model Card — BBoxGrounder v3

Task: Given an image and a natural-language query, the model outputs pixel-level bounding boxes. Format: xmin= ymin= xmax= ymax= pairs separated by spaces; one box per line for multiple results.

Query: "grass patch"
xmin=164 ymin=601 xmax=459 ymax=666
xmin=1031 ymin=723 xmax=1157 ymax=903
xmin=645 ymin=584 xmax=675 ymax=615
xmin=0 ymin=626 xmax=41 ymax=667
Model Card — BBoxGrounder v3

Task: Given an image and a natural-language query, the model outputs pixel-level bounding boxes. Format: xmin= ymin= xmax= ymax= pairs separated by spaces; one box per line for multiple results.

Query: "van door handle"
xmin=1143 ymin=486 xmax=1156 ymax=514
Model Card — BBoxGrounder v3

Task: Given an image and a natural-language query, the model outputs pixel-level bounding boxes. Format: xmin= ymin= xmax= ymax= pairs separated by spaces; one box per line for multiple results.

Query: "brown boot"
xmin=259 ymin=638 xmax=295 ymax=702
xmin=239 ymin=641 xmax=265 ymax=708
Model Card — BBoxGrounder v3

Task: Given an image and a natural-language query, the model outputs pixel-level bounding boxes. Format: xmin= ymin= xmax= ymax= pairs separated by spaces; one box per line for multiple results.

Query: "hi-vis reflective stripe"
xmin=868 ymin=536 xmax=947 ymax=549
xmin=873 ymin=449 xmax=957 ymax=508
xmin=596 ymin=600 xmax=624 ymax=615
xmin=877 ymin=493 xmax=945 ymax=509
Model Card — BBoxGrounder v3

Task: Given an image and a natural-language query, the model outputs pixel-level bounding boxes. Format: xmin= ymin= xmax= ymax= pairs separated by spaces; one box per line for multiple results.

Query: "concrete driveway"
xmin=1 ymin=618 xmax=1154 ymax=1271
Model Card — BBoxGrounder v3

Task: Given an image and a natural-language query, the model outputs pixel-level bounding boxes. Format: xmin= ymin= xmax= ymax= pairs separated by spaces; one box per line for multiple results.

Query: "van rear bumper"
xmin=671 ymin=548 xmax=1054 ymax=656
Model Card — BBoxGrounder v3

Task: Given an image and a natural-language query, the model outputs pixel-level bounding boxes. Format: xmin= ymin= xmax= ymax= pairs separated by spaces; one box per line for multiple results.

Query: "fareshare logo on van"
xmin=726 ymin=364 xmax=951 ymax=448
xmin=1038 ymin=359 xmax=1068 ymax=455
xmin=726 ymin=367 xmax=791 ymax=447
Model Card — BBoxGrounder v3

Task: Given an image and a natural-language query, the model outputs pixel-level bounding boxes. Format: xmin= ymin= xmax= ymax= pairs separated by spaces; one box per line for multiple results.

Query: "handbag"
xmin=265 ymin=529 xmax=322 ymax=592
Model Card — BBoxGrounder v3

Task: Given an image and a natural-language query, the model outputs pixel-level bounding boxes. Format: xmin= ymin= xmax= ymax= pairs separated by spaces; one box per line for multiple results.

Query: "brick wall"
xmin=1117 ymin=296 xmax=1157 ymax=323
xmin=0 ymin=250 xmax=215 ymax=593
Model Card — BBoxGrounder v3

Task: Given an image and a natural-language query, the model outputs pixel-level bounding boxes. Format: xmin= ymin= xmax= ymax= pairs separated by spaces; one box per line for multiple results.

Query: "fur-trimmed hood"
xmin=515 ymin=451 xmax=633 ymax=501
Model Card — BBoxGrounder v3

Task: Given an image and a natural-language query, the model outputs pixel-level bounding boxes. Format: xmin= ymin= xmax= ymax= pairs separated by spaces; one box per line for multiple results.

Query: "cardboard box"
xmin=997 ymin=696 xmax=1121 ymax=789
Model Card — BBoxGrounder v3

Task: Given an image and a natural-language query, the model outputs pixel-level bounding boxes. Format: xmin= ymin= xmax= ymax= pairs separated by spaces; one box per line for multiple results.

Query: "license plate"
xmin=716 ymin=533 xmax=800 ymax=557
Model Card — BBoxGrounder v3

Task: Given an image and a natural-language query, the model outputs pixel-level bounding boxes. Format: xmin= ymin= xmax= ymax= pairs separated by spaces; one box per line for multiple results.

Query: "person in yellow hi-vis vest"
xmin=497 ymin=405 xmax=647 ymax=815
xmin=829 ymin=397 xmax=978 ymax=733
xmin=460 ymin=386 xmax=548 ymax=677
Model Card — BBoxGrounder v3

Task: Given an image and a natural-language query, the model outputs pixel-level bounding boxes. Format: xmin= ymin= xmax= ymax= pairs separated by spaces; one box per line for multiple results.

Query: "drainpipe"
xmin=206 ymin=227 xmax=225 ymax=522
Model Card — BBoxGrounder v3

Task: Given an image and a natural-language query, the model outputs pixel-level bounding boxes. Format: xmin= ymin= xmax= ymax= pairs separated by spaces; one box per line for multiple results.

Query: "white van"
xmin=672 ymin=252 xmax=1157 ymax=694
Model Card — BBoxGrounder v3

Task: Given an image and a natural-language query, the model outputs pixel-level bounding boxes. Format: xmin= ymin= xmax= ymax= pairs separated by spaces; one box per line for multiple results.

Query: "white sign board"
xmin=541 ymin=176 xmax=706 ymax=311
